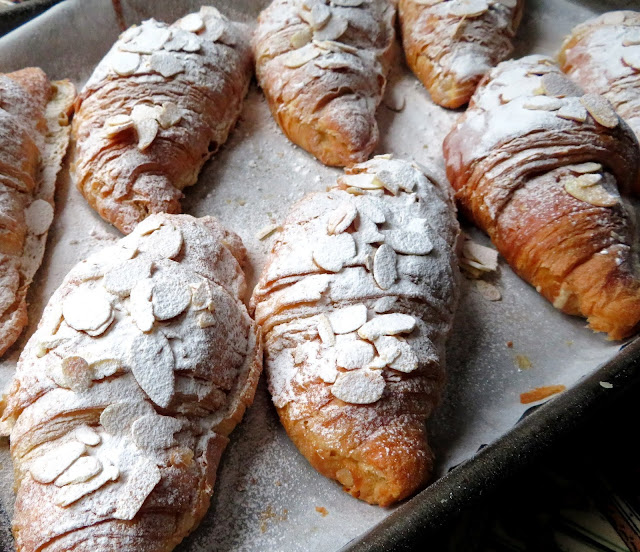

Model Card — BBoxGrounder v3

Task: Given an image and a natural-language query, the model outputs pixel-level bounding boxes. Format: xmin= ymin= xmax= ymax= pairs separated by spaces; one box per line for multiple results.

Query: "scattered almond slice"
xmin=355 ymin=214 xmax=384 ymax=244
xmin=383 ymin=86 xmax=406 ymax=113
xmin=383 ymin=226 xmax=432 ymax=255
xmin=331 ymin=0 xmax=364 ymax=6
xmin=569 ymin=162 xmax=602 ymax=174
xmin=58 ymin=356 xmax=94 ymax=392
xmin=462 ymin=239 xmax=498 ymax=272
xmin=474 ymin=279 xmax=502 ymax=301
xmin=111 ymin=51 xmax=140 ymax=76
xmin=580 ymin=94 xmax=619 ymax=128
xmin=100 ymin=401 xmax=155 ymax=436
xmin=133 ymin=223 xmax=183 ymax=259
xmin=358 ymin=313 xmax=416 ymax=341
xmin=310 ymin=3 xmax=331 ymax=29
xmin=291 ymin=28 xmax=313 ymax=49
xmin=279 ymin=275 xmax=330 ymax=305
xmin=152 ymin=276 xmax=192 ymax=321
xmin=373 ymin=244 xmax=398 ymax=290
xmin=24 ymin=199 xmax=54 ymax=236
xmin=283 ymin=45 xmax=321 ymax=68
xmin=150 ymin=51 xmax=185 ymax=78
xmin=331 ymin=368 xmax=385 ymax=404
xmin=313 ymin=39 xmax=358 ymax=54
xmin=178 ymin=13 xmax=205 ymax=33
xmin=103 ymin=114 xmax=134 ymax=137
xmin=197 ymin=311 xmax=216 ymax=328
xmin=602 ymin=12 xmax=626 ymax=25
xmin=313 ymin=14 xmax=348 ymax=41
xmin=386 ymin=338 xmax=419 ymax=373
xmin=523 ymin=96 xmax=563 ymax=111
xmin=120 ymin=26 xmax=171 ymax=54
xmin=622 ymin=31 xmax=640 ymax=47
xmin=622 ymin=46 xmax=640 ymax=71
xmin=103 ymin=256 xmax=153 ymax=297
xmin=55 ymin=457 xmax=102 ymax=487
xmin=449 ymin=0 xmax=489 ymax=18
xmin=129 ymin=332 xmax=176 ymax=408
xmin=339 ymin=172 xmax=384 ymax=190
xmin=317 ymin=314 xmax=336 ymax=346
xmin=55 ymin=461 xmax=119 ymax=507
xmin=131 ymin=414 xmax=183 ymax=450
xmin=541 ymin=72 xmax=582 ymax=98
xmin=372 ymin=335 xmax=401 ymax=366
xmin=328 ymin=303 xmax=367 ymax=334
xmin=190 ymin=281 xmax=213 ymax=311
xmin=74 ymin=425 xmax=101 ymax=446
xmin=327 ymin=201 xmax=357 ymax=235
xmin=373 ymin=296 xmax=397 ymax=313
xmin=256 ymin=223 xmax=280 ymax=240
xmin=356 ymin=197 xmax=386 ymax=224
xmin=556 ymin=102 xmax=588 ymax=123
xmin=134 ymin=118 xmax=159 ymax=151
xmin=113 ymin=457 xmax=162 ymax=520
xmin=312 ymin=232 xmax=356 ymax=272
xmin=564 ymin=176 xmax=618 ymax=207
xmin=63 ymin=287 xmax=113 ymax=334
xmin=130 ymin=278 xmax=155 ymax=332
xmin=30 ymin=441 xmax=87 ymax=484
xmin=335 ymin=340 xmax=375 ymax=369
xmin=157 ymin=102 xmax=182 ymax=129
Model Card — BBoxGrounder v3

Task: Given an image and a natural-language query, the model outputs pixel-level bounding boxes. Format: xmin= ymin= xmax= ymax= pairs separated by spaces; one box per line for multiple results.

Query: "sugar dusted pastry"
xmin=253 ymin=0 xmax=396 ymax=167
xmin=71 ymin=7 xmax=252 ymax=234
xmin=398 ymin=0 xmax=524 ymax=108
xmin=1 ymin=68 xmax=75 ymax=357
xmin=443 ymin=55 xmax=640 ymax=339
xmin=0 ymin=214 xmax=262 ymax=551
xmin=559 ymin=11 xmax=640 ymax=146
xmin=251 ymin=156 xmax=460 ymax=506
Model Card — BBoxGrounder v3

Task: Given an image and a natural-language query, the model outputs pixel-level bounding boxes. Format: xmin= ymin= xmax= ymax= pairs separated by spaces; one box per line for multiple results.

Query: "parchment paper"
xmin=0 ymin=0 xmax=637 ymax=550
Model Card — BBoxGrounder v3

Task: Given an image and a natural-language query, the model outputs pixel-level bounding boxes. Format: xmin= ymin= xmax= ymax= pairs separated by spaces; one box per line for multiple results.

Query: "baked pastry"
xmin=71 ymin=7 xmax=253 ymax=234
xmin=251 ymin=156 xmax=460 ymax=506
xmin=398 ymin=0 xmax=524 ymax=109
xmin=0 ymin=214 xmax=262 ymax=551
xmin=558 ymin=11 xmax=640 ymax=145
xmin=1 ymin=68 xmax=75 ymax=357
xmin=253 ymin=0 xmax=395 ymax=167
xmin=443 ymin=55 xmax=640 ymax=339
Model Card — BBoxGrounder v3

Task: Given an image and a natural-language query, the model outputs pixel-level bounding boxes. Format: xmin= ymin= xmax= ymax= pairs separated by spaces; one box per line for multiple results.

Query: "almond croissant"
xmin=253 ymin=0 xmax=396 ymax=167
xmin=398 ymin=0 xmax=524 ymax=108
xmin=0 ymin=214 xmax=262 ymax=551
xmin=1 ymin=68 xmax=75 ymax=356
xmin=71 ymin=8 xmax=252 ymax=234
xmin=251 ymin=156 xmax=460 ymax=506
xmin=443 ymin=55 xmax=640 ymax=339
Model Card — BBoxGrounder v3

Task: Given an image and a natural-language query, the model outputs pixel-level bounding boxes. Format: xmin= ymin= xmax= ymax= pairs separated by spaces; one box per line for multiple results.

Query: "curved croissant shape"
xmin=71 ymin=8 xmax=253 ymax=234
xmin=1 ymin=68 xmax=75 ymax=356
xmin=251 ymin=156 xmax=460 ymax=506
xmin=398 ymin=0 xmax=524 ymax=109
xmin=253 ymin=0 xmax=395 ymax=167
xmin=443 ymin=55 xmax=640 ymax=340
xmin=559 ymin=11 xmax=640 ymax=150
xmin=0 ymin=214 xmax=262 ymax=552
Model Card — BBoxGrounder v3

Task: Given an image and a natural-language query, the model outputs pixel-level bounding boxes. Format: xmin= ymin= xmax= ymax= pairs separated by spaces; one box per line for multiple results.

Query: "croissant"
xmin=1 ymin=68 xmax=75 ymax=357
xmin=398 ymin=0 xmax=524 ymax=109
xmin=443 ymin=55 xmax=640 ymax=340
xmin=253 ymin=0 xmax=395 ymax=167
xmin=71 ymin=7 xmax=252 ymax=234
xmin=0 ymin=214 xmax=262 ymax=551
xmin=558 ymin=11 xmax=640 ymax=146
xmin=251 ymin=156 xmax=460 ymax=506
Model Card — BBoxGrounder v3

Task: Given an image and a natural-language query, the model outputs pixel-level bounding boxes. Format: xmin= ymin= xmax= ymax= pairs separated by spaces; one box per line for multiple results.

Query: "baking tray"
xmin=1 ymin=0 xmax=639 ymax=550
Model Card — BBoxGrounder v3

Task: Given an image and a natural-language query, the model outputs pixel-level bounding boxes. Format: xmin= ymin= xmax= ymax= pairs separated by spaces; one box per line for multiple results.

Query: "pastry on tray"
xmin=71 ymin=7 xmax=253 ymax=234
xmin=0 ymin=214 xmax=262 ymax=552
xmin=253 ymin=0 xmax=396 ymax=167
xmin=559 ymin=11 xmax=640 ymax=147
xmin=443 ymin=55 xmax=640 ymax=339
xmin=1 ymin=68 xmax=75 ymax=357
xmin=398 ymin=0 xmax=524 ymax=109
xmin=251 ymin=156 xmax=460 ymax=506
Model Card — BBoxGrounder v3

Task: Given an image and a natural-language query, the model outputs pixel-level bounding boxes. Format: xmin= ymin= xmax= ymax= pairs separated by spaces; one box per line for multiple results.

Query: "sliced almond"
xmin=63 ymin=288 xmax=113 ymax=334
xmin=317 ymin=314 xmax=336 ymax=346
xmin=569 ymin=162 xmax=602 ymax=174
xmin=383 ymin=223 xmax=433 ymax=255
xmin=256 ymin=223 xmax=280 ymax=240
xmin=103 ymin=256 xmax=153 ymax=297
xmin=157 ymin=102 xmax=182 ymax=129
xmin=580 ymin=94 xmax=619 ymax=128
xmin=312 ymin=232 xmax=356 ymax=272
xmin=24 ymin=199 xmax=54 ymax=236
xmin=131 ymin=414 xmax=183 ymax=450
xmin=449 ymin=0 xmax=489 ymax=17
xmin=356 ymin=197 xmax=386 ymax=224
xmin=310 ymin=3 xmax=332 ymax=29
xmin=55 ymin=461 xmax=119 ymax=507
xmin=190 ymin=281 xmax=213 ymax=311
xmin=150 ymin=51 xmax=185 ymax=78
xmin=113 ymin=457 xmax=161 ymax=520
xmin=541 ymin=72 xmax=582 ymax=98
xmin=196 ymin=311 xmax=216 ymax=328
xmin=104 ymin=114 xmax=134 ymax=137
xmin=331 ymin=0 xmax=364 ymax=6
xmin=358 ymin=313 xmax=416 ymax=341
xmin=602 ymin=12 xmax=626 ymax=25
xmin=328 ymin=303 xmax=367 ymax=334
xmin=335 ymin=340 xmax=375 ymax=370
xmin=55 ymin=457 xmax=102 ymax=487
xmin=622 ymin=46 xmax=640 ymax=71
xmin=373 ymin=296 xmax=398 ymax=313
xmin=338 ymin=172 xmax=384 ymax=190
xmin=474 ymin=279 xmax=502 ymax=301
xmin=556 ymin=103 xmax=588 ymax=123
xmin=313 ymin=14 xmax=348 ymax=41
xmin=522 ymin=96 xmax=564 ymax=111
xmin=135 ymin=118 xmax=159 ymax=151
xmin=283 ymin=45 xmax=321 ymax=68
xmin=100 ymin=401 xmax=155 ymax=436
xmin=280 ymin=274 xmax=330 ymax=305
xmin=129 ymin=332 xmax=175 ymax=408
xmin=331 ymin=368 xmax=385 ymax=404
xmin=291 ymin=28 xmax=313 ymax=49
xmin=387 ymin=338 xmax=419 ymax=373
xmin=59 ymin=356 xmax=94 ymax=392
xmin=133 ymin=223 xmax=183 ymax=260
xmin=152 ymin=276 xmax=192 ymax=321
xmin=130 ymin=278 xmax=155 ymax=332
xmin=111 ymin=51 xmax=140 ymax=76
xmin=327 ymin=201 xmax=357 ymax=235
xmin=373 ymin=244 xmax=397 ymax=290
xmin=564 ymin=177 xmax=618 ymax=207
xmin=30 ymin=441 xmax=86 ymax=484
xmin=177 ymin=13 xmax=205 ymax=33
xmin=372 ymin=335 xmax=401 ymax=366
xmin=120 ymin=26 xmax=171 ymax=54
xmin=462 ymin=240 xmax=498 ymax=272
xmin=622 ymin=31 xmax=640 ymax=47
xmin=74 ymin=425 xmax=101 ymax=446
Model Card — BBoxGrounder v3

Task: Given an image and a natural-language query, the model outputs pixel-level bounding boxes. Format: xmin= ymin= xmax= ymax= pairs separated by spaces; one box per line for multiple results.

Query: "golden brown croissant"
xmin=1 ymin=68 xmax=75 ymax=357
xmin=71 ymin=8 xmax=252 ymax=234
xmin=443 ymin=55 xmax=640 ymax=339
xmin=558 ymin=11 xmax=640 ymax=147
xmin=251 ymin=156 xmax=460 ymax=506
xmin=253 ymin=0 xmax=395 ymax=167
xmin=398 ymin=0 xmax=524 ymax=109
xmin=0 ymin=214 xmax=262 ymax=551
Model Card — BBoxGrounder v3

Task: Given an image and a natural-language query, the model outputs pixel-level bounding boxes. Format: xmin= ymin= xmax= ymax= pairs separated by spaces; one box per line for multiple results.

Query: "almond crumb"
xmin=520 ymin=385 xmax=566 ymax=404
xmin=315 ymin=506 xmax=329 ymax=517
